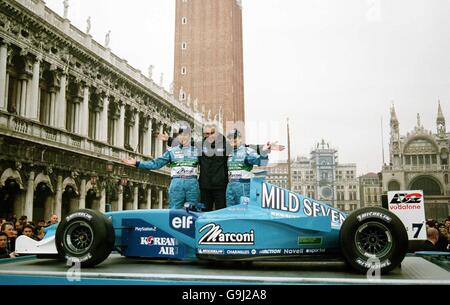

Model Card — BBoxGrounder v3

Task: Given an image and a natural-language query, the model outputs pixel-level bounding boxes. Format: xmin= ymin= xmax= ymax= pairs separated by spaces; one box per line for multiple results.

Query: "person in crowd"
xmin=437 ymin=223 xmax=450 ymax=251
xmin=15 ymin=222 xmax=23 ymax=236
xmin=48 ymin=214 xmax=59 ymax=226
xmin=422 ymin=227 xmax=440 ymax=251
xmin=426 ymin=219 xmax=437 ymax=228
xmin=34 ymin=226 xmax=45 ymax=241
xmin=445 ymin=217 xmax=450 ymax=231
xmin=22 ymin=225 xmax=37 ymax=240
xmin=1 ymin=222 xmax=16 ymax=253
xmin=0 ymin=232 xmax=16 ymax=259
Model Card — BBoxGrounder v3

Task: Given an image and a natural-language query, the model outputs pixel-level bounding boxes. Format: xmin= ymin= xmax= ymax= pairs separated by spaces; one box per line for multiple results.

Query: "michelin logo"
xmin=198 ymin=249 xmax=224 ymax=255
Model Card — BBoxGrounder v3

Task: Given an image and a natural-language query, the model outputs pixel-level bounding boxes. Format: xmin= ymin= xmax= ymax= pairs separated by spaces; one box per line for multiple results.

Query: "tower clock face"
xmin=321 ymin=186 xmax=333 ymax=199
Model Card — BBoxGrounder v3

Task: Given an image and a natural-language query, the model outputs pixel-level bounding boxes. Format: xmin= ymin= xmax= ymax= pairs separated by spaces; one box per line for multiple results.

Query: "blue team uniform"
xmin=136 ymin=144 xmax=200 ymax=209
xmin=226 ymin=144 xmax=268 ymax=206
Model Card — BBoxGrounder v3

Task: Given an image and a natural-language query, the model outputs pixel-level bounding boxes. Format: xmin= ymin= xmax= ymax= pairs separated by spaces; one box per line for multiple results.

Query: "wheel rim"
xmin=354 ymin=222 xmax=393 ymax=258
xmin=63 ymin=221 xmax=94 ymax=254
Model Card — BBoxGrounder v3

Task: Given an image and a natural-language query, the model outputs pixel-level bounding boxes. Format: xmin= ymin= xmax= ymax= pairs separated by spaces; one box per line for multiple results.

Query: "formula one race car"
xmin=16 ymin=178 xmax=409 ymax=274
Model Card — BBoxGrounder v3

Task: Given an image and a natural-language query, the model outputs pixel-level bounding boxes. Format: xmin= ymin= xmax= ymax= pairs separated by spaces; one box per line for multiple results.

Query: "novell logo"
xmin=389 ymin=193 xmax=423 ymax=204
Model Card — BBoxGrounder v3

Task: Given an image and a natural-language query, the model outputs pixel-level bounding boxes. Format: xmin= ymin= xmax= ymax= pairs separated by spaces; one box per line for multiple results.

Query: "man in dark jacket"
xmin=421 ymin=227 xmax=439 ymax=251
xmin=197 ymin=124 xmax=229 ymax=211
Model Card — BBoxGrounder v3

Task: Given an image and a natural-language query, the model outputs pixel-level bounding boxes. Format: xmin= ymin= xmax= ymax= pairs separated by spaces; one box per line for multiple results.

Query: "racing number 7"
xmin=412 ymin=223 xmax=424 ymax=239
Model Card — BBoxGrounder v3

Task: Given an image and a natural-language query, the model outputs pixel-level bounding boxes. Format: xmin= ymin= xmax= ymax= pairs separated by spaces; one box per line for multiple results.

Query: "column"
xmin=24 ymin=171 xmax=35 ymax=221
xmin=49 ymin=91 xmax=57 ymax=126
xmin=146 ymin=187 xmax=152 ymax=209
xmin=142 ymin=117 xmax=149 ymax=156
xmin=117 ymin=184 xmax=123 ymax=211
xmin=55 ymin=176 xmax=63 ymax=220
xmin=81 ymin=87 xmax=89 ymax=137
xmin=95 ymin=111 xmax=101 ymax=140
xmin=133 ymin=185 xmax=138 ymax=210
xmin=101 ymin=96 xmax=109 ymax=142
xmin=132 ymin=112 xmax=140 ymax=151
xmin=0 ymin=43 xmax=7 ymax=110
xmin=73 ymin=103 xmax=79 ymax=134
xmin=158 ymin=188 xmax=163 ymax=209
xmin=44 ymin=196 xmax=54 ymax=222
xmin=57 ymin=73 xmax=67 ymax=129
xmin=147 ymin=118 xmax=153 ymax=156
xmin=117 ymin=103 xmax=125 ymax=148
xmin=99 ymin=187 xmax=106 ymax=213
xmin=19 ymin=79 xmax=27 ymax=116
xmin=158 ymin=124 xmax=164 ymax=156
xmin=27 ymin=56 xmax=41 ymax=120
xmin=79 ymin=179 xmax=86 ymax=209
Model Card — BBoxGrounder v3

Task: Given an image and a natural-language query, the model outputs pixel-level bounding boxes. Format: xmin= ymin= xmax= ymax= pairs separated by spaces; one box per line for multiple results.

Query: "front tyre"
xmin=56 ymin=209 xmax=115 ymax=267
xmin=339 ymin=207 xmax=408 ymax=274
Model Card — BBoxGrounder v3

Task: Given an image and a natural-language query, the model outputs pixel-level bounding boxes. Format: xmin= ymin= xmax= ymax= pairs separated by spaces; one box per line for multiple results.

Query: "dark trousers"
xmin=200 ymin=188 xmax=226 ymax=211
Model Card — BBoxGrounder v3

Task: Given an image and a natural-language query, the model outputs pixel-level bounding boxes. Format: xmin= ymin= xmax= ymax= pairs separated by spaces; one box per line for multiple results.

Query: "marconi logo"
xmin=198 ymin=223 xmax=254 ymax=245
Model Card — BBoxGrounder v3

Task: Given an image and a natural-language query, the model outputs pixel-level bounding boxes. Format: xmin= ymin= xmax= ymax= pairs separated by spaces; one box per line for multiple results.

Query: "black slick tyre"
xmin=339 ymin=207 xmax=408 ymax=274
xmin=55 ymin=209 xmax=115 ymax=267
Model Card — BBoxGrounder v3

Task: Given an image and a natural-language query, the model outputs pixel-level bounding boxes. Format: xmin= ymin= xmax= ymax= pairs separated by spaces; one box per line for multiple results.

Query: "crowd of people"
xmin=0 ymin=214 xmax=59 ymax=259
xmin=423 ymin=217 xmax=450 ymax=252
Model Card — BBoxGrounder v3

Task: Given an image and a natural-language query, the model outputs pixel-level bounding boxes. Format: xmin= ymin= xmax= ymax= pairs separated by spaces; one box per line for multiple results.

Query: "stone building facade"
xmin=359 ymin=172 xmax=382 ymax=208
xmin=381 ymin=104 xmax=450 ymax=220
xmin=0 ymin=0 xmax=214 ymax=222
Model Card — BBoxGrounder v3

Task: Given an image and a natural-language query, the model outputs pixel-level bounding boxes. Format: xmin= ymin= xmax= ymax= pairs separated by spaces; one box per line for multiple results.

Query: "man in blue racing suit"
xmin=122 ymin=124 xmax=199 ymax=209
xmin=226 ymin=129 xmax=271 ymax=207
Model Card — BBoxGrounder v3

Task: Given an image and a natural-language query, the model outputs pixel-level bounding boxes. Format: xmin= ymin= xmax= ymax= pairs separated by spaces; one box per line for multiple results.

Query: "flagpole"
xmin=287 ymin=118 xmax=292 ymax=191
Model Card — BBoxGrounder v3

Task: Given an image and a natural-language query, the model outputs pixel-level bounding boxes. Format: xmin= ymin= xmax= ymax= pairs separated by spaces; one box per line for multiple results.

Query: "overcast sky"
xmin=44 ymin=0 xmax=450 ymax=175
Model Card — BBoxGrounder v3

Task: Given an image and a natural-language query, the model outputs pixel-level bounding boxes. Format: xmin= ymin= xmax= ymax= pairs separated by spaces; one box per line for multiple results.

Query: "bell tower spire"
xmin=390 ymin=102 xmax=399 ymax=141
xmin=437 ymin=100 xmax=446 ymax=135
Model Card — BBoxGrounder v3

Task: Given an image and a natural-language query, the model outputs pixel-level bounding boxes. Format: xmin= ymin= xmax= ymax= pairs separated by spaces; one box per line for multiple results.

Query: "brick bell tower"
xmin=173 ymin=0 xmax=245 ymax=127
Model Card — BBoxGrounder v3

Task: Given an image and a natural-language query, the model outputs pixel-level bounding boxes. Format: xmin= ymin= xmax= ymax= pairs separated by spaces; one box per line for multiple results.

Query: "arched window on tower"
xmin=388 ymin=180 xmax=400 ymax=191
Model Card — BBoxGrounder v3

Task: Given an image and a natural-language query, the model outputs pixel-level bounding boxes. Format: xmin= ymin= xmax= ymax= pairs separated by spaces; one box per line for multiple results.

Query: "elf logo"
xmin=170 ymin=211 xmax=197 ymax=238
xmin=171 ymin=216 xmax=194 ymax=229
xmin=389 ymin=193 xmax=423 ymax=204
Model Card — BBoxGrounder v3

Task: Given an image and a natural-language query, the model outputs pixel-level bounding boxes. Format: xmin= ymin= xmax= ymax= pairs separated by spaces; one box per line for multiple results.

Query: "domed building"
xmin=381 ymin=103 xmax=450 ymax=220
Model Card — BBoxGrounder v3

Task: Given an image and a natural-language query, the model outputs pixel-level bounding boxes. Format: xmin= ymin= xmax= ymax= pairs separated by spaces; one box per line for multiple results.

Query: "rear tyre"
xmin=339 ymin=207 xmax=408 ymax=274
xmin=55 ymin=209 xmax=115 ymax=267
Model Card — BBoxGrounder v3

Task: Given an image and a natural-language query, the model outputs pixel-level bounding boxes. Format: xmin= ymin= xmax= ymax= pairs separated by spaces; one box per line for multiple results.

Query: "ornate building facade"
xmin=381 ymin=103 xmax=450 ymax=220
xmin=0 ymin=0 xmax=214 ymax=222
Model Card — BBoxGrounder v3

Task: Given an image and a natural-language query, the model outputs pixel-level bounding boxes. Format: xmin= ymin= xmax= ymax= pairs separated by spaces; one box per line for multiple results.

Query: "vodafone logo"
xmin=389 ymin=193 xmax=423 ymax=204
xmin=389 ymin=192 xmax=423 ymax=210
